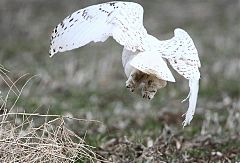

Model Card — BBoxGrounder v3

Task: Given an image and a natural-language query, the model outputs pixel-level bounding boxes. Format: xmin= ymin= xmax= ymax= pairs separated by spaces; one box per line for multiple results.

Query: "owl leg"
xmin=142 ymin=80 xmax=157 ymax=100
xmin=142 ymin=77 xmax=167 ymax=100
xmin=126 ymin=69 xmax=144 ymax=92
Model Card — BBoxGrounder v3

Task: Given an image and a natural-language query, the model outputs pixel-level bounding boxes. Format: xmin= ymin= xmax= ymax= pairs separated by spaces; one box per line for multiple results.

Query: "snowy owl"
xmin=49 ymin=1 xmax=201 ymax=127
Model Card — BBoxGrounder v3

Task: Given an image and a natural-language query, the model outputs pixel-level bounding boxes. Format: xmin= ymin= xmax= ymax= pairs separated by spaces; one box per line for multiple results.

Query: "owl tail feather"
xmin=182 ymin=79 xmax=199 ymax=127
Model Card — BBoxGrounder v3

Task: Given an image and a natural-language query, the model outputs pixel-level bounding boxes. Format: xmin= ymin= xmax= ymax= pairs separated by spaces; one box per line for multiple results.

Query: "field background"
xmin=0 ymin=0 xmax=240 ymax=162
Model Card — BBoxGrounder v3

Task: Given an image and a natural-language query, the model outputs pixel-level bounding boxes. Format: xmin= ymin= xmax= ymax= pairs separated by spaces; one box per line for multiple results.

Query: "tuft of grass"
xmin=0 ymin=66 xmax=101 ymax=163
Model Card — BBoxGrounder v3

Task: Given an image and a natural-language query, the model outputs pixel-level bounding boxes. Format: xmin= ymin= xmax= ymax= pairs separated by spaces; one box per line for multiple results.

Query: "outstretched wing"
xmin=49 ymin=1 xmax=148 ymax=57
xmin=154 ymin=28 xmax=201 ymax=127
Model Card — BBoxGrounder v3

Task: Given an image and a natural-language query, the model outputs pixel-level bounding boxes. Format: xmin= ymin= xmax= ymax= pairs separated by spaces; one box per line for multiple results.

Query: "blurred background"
xmin=0 ymin=0 xmax=240 ymax=161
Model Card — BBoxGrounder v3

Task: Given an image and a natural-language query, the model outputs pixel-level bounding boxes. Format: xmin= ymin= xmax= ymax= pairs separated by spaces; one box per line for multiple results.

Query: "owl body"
xmin=122 ymin=48 xmax=169 ymax=98
xmin=121 ymin=48 xmax=137 ymax=78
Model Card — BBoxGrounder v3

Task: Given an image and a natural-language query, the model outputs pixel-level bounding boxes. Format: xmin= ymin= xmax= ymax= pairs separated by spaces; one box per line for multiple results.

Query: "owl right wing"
xmin=49 ymin=2 xmax=148 ymax=57
xmin=152 ymin=28 xmax=201 ymax=127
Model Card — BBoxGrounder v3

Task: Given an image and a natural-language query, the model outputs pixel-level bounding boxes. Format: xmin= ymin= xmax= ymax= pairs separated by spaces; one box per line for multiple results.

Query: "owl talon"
xmin=142 ymin=88 xmax=157 ymax=100
xmin=142 ymin=94 xmax=146 ymax=98
xmin=126 ymin=81 xmax=135 ymax=92
xmin=142 ymin=91 xmax=154 ymax=100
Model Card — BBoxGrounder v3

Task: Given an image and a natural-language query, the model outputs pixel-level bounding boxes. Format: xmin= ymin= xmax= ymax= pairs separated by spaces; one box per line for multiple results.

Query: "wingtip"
xmin=49 ymin=48 xmax=57 ymax=58
xmin=174 ymin=28 xmax=188 ymax=37
xmin=168 ymin=78 xmax=176 ymax=83
xmin=49 ymin=50 xmax=54 ymax=58
xmin=49 ymin=54 xmax=53 ymax=58
xmin=181 ymin=78 xmax=199 ymax=127
xmin=170 ymin=77 xmax=176 ymax=82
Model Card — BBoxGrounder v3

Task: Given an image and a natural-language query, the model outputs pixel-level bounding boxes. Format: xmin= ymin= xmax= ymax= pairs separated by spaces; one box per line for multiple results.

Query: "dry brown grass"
xmin=0 ymin=65 xmax=99 ymax=163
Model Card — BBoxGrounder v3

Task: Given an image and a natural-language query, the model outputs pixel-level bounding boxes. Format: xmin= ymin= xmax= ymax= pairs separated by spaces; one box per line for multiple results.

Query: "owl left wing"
xmin=49 ymin=2 xmax=148 ymax=57
xmin=156 ymin=28 xmax=201 ymax=127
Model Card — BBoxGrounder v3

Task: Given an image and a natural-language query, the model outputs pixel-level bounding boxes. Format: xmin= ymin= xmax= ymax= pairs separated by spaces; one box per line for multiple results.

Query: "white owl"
xmin=49 ymin=1 xmax=201 ymax=127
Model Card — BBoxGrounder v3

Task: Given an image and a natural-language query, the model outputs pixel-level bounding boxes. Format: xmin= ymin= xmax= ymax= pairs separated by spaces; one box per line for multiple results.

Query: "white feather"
xmin=121 ymin=48 xmax=138 ymax=77
xmin=182 ymin=79 xmax=199 ymax=127
xmin=130 ymin=51 xmax=175 ymax=82
xmin=49 ymin=2 xmax=147 ymax=56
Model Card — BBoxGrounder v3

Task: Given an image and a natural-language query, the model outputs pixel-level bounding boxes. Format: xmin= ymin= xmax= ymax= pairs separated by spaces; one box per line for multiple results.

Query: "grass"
xmin=0 ymin=66 xmax=100 ymax=162
xmin=1 ymin=57 xmax=240 ymax=162
xmin=2 ymin=70 xmax=239 ymax=161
